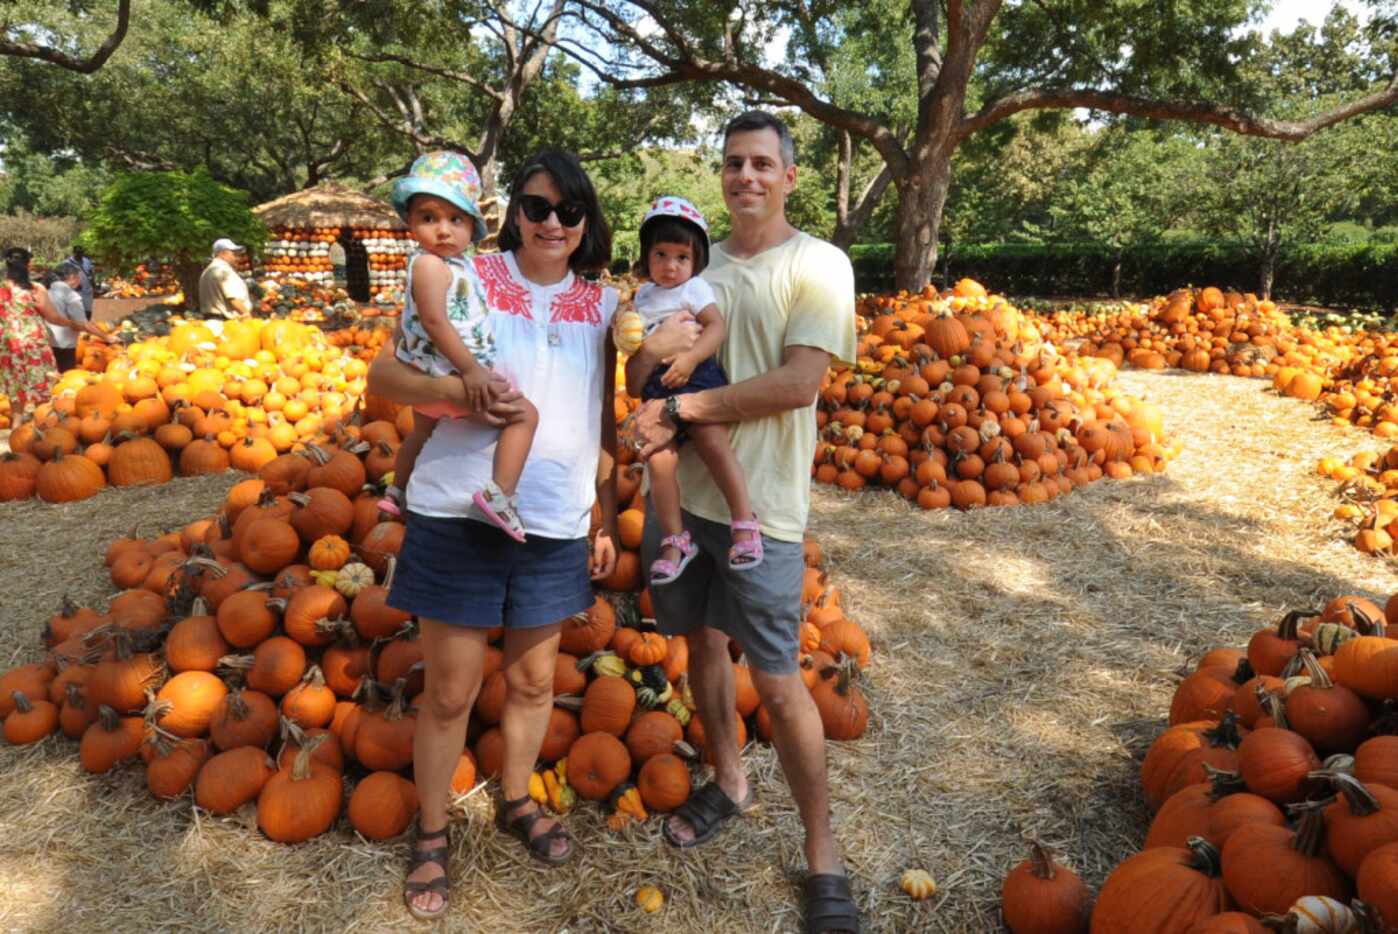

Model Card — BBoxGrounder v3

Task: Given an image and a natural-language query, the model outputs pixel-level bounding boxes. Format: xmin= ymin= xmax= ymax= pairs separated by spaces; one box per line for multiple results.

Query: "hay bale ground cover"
xmin=1 ymin=369 xmax=1396 ymax=932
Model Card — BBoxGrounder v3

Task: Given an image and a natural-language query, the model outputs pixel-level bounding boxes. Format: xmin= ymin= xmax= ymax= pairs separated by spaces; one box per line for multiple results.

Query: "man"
xmin=66 ymin=245 xmax=95 ymax=315
xmin=329 ymin=236 xmax=347 ymax=286
xmin=45 ymin=262 xmax=89 ymax=372
xmin=628 ymin=111 xmax=860 ymax=934
xmin=198 ymin=237 xmax=252 ymax=318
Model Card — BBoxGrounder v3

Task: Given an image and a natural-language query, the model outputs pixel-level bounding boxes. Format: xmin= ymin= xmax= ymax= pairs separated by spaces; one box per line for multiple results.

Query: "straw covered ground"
xmin=3 ymin=368 xmax=1398 ymax=932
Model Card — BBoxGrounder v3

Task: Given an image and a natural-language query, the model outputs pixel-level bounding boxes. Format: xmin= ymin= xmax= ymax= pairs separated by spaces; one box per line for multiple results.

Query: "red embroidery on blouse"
xmin=549 ymin=277 xmax=603 ymax=325
xmin=473 ymin=254 xmax=533 ymax=320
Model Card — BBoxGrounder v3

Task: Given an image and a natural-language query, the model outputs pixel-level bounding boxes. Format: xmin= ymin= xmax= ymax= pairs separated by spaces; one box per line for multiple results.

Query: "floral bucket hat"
xmin=391 ymin=150 xmax=487 ymax=242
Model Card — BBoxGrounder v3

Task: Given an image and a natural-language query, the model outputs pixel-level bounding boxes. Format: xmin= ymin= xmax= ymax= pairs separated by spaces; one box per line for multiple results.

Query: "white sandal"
xmin=473 ymin=481 xmax=526 ymax=542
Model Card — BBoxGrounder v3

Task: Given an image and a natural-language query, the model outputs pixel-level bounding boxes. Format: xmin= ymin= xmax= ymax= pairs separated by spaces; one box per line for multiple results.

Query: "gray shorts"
xmin=641 ymin=502 xmax=803 ymax=675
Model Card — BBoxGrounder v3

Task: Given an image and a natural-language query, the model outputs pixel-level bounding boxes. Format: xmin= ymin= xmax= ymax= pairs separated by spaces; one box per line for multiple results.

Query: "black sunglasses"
xmin=517 ymin=194 xmax=587 ymax=228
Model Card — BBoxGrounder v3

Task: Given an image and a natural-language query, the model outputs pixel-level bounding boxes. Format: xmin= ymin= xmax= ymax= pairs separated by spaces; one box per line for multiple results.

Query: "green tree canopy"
xmin=82 ymin=169 xmax=265 ymax=305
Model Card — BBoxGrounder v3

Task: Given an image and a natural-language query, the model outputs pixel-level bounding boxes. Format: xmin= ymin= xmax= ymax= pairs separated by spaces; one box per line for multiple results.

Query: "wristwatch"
xmin=663 ymin=395 xmax=686 ymax=430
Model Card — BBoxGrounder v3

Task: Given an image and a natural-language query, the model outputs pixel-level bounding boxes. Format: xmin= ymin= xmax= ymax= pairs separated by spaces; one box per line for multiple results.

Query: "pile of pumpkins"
xmin=817 ymin=279 xmax=1181 ymax=509
xmin=0 ymin=403 xmax=873 ymax=845
xmin=998 ymin=595 xmax=1398 ymax=932
xmin=0 ymin=319 xmax=368 ymax=504
xmin=1036 ymin=286 xmax=1351 ymax=384
xmin=1318 ymin=446 xmax=1398 ymax=558
xmin=1038 ymin=286 xmax=1398 ymax=442
xmin=259 ymin=226 xmax=339 ymax=282
xmin=106 ymin=264 xmax=180 ymax=299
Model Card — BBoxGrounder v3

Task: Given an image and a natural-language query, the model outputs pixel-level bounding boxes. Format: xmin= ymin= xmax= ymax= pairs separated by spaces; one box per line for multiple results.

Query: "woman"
xmin=0 ymin=248 xmax=108 ymax=412
xmin=44 ymin=262 xmax=90 ymax=373
xmin=366 ymin=150 xmax=621 ymax=921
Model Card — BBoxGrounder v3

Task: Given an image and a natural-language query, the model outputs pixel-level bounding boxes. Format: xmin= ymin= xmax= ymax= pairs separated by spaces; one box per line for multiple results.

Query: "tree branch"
xmin=957 ymin=77 xmax=1398 ymax=142
xmin=1 ymin=0 xmax=130 ymax=73
xmin=346 ymin=50 xmax=505 ymax=101
xmin=544 ymin=0 xmax=909 ymax=173
xmin=910 ymin=0 xmax=942 ymax=99
xmin=337 ymin=79 xmax=476 ymax=158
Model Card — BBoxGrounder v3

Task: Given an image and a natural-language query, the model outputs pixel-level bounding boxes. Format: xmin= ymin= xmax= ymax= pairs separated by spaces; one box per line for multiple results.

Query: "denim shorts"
xmin=640 ymin=502 xmax=803 ymax=674
xmin=387 ymin=512 xmax=594 ymax=629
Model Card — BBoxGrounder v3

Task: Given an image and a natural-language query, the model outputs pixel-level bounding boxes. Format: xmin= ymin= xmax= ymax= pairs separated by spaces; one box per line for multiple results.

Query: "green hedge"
xmin=848 ymin=241 xmax=1398 ymax=311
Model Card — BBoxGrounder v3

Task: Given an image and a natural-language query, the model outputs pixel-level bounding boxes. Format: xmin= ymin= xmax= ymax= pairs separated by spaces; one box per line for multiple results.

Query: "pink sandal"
xmin=376 ymin=485 xmax=404 ymax=518
xmin=650 ymin=530 xmax=698 ymax=586
xmin=728 ymin=517 xmax=764 ymax=571
xmin=473 ymin=481 xmax=527 ymax=543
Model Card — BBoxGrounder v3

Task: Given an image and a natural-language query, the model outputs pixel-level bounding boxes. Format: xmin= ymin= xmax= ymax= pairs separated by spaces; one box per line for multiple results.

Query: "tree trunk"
xmin=175 ymin=262 xmax=202 ymax=313
xmin=1111 ymin=250 xmax=1123 ymax=298
xmin=1260 ymin=214 xmax=1279 ymax=299
xmin=891 ymin=150 xmax=952 ymax=292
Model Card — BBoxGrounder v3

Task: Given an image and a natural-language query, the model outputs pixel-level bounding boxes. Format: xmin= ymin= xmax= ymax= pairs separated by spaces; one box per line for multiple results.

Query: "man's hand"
xmin=631 ymin=399 xmax=678 ymax=459
xmin=460 ymin=366 xmax=494 ymax=413
xmin=660 ymin=351 xmax=700 ymax=389
xmin=645 ymin=311 xmax=700 ymax=363
xmin=472 ymin=374 xmax=523 ymax=427
xmin=590 ymin=528 xmax=618 ymax=581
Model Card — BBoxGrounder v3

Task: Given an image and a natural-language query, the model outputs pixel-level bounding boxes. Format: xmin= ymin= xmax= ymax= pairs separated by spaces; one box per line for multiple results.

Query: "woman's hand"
xmin=644 ymin=311 xmax=700 ymax=363
xmin=589 ymin=528 xmax=618 ymax=581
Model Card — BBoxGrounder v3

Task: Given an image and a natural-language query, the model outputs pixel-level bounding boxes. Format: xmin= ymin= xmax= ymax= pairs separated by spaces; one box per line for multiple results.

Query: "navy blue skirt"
xmin=387 ymin=512 xmax=593 ymax=629
xmin=641 ymin=356 xmax=729 ymax=403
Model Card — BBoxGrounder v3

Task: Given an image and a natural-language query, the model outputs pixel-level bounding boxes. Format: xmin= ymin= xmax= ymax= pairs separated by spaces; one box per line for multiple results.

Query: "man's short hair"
xmin=722 ymin=110 xmax=795 ymax=166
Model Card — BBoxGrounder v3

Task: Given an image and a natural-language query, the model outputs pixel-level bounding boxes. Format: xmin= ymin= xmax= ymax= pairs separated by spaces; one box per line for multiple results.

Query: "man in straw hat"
xmin=627 ymin=109 xmax=861 ymax=934
xmin=198 ymin=237 xmax=252 ymax=318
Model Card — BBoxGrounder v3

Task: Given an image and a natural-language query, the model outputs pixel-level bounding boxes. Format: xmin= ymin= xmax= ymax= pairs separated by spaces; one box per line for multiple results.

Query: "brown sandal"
xmin=403 ymin=820 xmax=450 ymax=921
xmin=496 ymin=794 xmax=574 ymax=864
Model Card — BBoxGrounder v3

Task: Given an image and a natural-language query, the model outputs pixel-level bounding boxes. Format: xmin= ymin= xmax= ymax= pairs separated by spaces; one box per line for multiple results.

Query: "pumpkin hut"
xmin=253 ymin=184 xmax=412 ymax=304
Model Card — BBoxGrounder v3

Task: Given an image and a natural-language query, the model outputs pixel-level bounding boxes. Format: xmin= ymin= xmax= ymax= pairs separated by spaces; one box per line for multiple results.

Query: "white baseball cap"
xmin=212 ymin=238 xmax=246 ymax=256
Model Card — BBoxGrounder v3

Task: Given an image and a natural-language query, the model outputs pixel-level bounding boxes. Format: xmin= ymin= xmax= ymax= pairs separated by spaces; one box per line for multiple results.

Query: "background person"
xmin=66 ymin=244 xmax=95 ymax=315
xmin=44 ymin=261 xmax=90 ymax=373
xmin=197 ymin=238 xmax=252 ymax=318
xmin=0 ymin=248 xmax=110 ymax=412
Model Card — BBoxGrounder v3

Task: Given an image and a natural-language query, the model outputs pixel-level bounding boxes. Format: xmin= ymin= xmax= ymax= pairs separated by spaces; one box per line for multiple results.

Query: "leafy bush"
xmin=81 ymin=170 xmax=264 ymax=308
xmin=0 ymin=212 xmax=83 ymax=265
xmin=849 ymin=241 xmax=1398 ymax=310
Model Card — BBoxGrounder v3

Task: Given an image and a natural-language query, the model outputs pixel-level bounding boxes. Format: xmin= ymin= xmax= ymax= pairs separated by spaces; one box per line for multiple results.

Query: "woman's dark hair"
xmin=4 ymin=247 xmax=31 ymax=286
xmin=635 ymin=216 xmax=709 ymax=280
xmin=497 ymin=150 xmax=611 ymax=275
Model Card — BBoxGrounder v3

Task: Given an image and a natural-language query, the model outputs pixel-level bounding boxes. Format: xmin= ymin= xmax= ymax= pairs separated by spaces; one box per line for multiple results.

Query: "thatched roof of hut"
xmin=254 ymin=183 xmax=404 ymax=230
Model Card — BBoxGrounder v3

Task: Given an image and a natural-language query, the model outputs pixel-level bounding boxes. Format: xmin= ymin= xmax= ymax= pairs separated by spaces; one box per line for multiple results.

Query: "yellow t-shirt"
xmin=677 ymin=231 xmax=856 ymax=543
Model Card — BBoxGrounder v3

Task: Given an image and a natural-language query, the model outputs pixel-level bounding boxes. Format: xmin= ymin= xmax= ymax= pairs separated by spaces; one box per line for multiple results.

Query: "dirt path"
xmin=0 ymin=370 xmax=1395 ymax=932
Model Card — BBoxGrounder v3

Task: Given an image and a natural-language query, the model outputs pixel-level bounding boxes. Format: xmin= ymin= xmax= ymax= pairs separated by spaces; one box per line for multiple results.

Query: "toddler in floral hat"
xmin=380 ymin=150 xmax=537 ymax=541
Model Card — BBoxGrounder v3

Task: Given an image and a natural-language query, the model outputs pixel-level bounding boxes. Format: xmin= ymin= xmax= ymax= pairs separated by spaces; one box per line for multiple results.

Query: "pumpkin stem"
xmin=1202 ymin=764 xmax=1248 ymax=800
xmin=96 ymin=703 xmax=121 ymax=731
xmin=218 ymin=653 xmax=255 ymax=673
xmin=1310 ymin=770 xmax=1383 ymax=816
xmin=1277 ymin=608 xmax=1318 ymax=641
xmin=1027 ymin=841 xmax=1057 ymax=880
xmin=1291 ymin=807 xmax=1328 ymax=857
xmin=1205 ymin=711 xmax=1244 ymax=748
xmin=1295 ymin=649 xmax=1335 ymax=689
xmin=384 ymin=678 xmax=409 ymax=721
xmin=381 ymin=555 xmax=398 ymax=592
xmin=1183 ymin=836 xmax=1223 ymax=877
xmin=279 ymin=714 xmax=308 ymax=747
xmin=552 ymin=694 xmax=584 ymax=712
xmin=60 ymin=593 xmax=78 ymax=618
xmin=10 ymin=690 xmax=33 ymax=715
xmin=302 ymin=665 xmax=327 ymax=689
xmin=1354 ymin=605 xmax=1387 ymax=637
xmin=289 ymin=742 xmax=315 ymax=781
xmin=1258 ymin=685 xmax=1289 ymax=730
xmin=64 ymin=681 xmax=86 ymax=709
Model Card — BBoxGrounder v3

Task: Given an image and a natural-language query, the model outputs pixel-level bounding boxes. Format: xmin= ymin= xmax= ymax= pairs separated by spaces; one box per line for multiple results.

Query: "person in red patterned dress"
xmin=1 ymin=247 xmax=110 ymax=413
